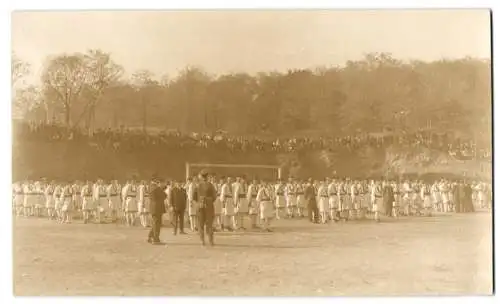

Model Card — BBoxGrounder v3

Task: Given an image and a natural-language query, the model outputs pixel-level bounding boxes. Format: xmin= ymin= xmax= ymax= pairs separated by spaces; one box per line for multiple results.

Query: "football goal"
xmin=185 ymin=162 xmax=282 ymax=181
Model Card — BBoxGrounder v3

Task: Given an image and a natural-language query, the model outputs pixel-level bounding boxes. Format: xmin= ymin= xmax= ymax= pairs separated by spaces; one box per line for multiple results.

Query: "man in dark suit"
xmin=382 ymin=180 xmax=394 ymax=217
xmin=170 ymin=180 xmax=187 ymax=235
xmin=148 ymin=177 xmax=167 ymax=245
xmin=194 ymin=170 xmax=217 ymax=246
xmin=304 ymin=178 xmax=318 ymax=223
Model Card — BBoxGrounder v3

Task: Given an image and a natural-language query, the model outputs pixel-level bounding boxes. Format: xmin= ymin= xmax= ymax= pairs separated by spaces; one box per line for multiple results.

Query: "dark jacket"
xmin=170 ymin=187 xmax=187 ymax=211
xmin=195 ymin=180 xmax=216 ymax=208
xmin=304 ymin=184 xmax=316 ymax=204
xmin=149 ymin=185 xmax=167 ymax=215
xmin=383 ymin=185 xmax=394 ymax=204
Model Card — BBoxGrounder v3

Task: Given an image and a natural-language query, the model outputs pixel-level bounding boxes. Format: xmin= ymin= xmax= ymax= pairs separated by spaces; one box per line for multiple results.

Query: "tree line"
xmin=12 ymin=51 xmax=491 ymax=142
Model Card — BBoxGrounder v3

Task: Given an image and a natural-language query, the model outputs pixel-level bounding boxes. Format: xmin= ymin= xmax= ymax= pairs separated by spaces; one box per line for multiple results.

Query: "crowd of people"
xmin=13 ymin=175 xmax=491 ymax=238
xmin=13 ymin=121 xmax=491 ymax=160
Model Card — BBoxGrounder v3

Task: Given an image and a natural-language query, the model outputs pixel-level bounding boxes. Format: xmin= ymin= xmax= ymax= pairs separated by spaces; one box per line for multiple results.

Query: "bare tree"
xmin=11 ymin=52 xmax=30 ymax=87
xmin=12 ymin=85 xmax=42 ymax=120
xmin=131 ymin=70 xmax=158 ymax=134
xmin=41 ymin=53 xmax=90 ymax=128
xmin=79 ymin=50 xmax=124 ymax=135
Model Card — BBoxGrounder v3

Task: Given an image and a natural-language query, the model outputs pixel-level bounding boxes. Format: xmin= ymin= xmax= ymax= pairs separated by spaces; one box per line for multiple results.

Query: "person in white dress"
xmin=233 ymin=177 xmax=249 ymax=230
xmin=44 ymin=181 xmax=55 ymax=219
xmin=122 ymin=180 xmax=138 ymax=226
xmin=186 ymin=177 xmax=198 ymax=232
xmin=317 ymin=181 xmax=329 ymax=224
xmin=296 ymin=181 xmax=306 ymax=217
xmin=13 ymin=181 xmax=24 ymax=217
xmin=60 ymin=181 xmax=73 ymax=223
xmin=274 ymin=179 xmax=286 ymax=220
xmin=23 ymin=181 xmax=35 ymax=217
xmin=81 ymin=181 xmax=93 ymax=224
xmin=256 ymin=181 xmax=273 ymax=232
xmin=247 ymin=179 xmax=260 ymax=229
xmin=420 ymin=183 xmax=433 ymax=217
xmin=372 ymin=181 xmax=383 ymax=222
xmin=212 ymin=178 xmax=224 ymax=231
xmin=285 ymin=177 xmax=297 ymax=218
xmin=221 ymin=177 xmax=235 ymax=231
xmin=327 ymin=179 xmax=339 ymax=222
xmin=439 ymin=179 xmax=450 ymax=213
xmin=138 ymin=181 xmax=150 ymax=228
xmin=107 ymin=180 xmax=120 ymax=223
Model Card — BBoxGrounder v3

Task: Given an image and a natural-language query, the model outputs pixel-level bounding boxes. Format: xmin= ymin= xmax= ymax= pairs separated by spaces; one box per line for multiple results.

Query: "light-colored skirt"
xmin=15 ymin=195 xmax=24 ymax=207
xmin=223 ymin=198 xmax=235 ymax=216
xmin=275 ymin=196 xmax=286 ymax=208
xmin=341 ymin=195 xmax=351 ymax=210
xmin=188 ymin=199 xmax=198 ymax=216
xmin=286 ymin=195 xmax=297 ymax=207
xmin=432 ymin=192 xmax=441 ymax=204
xmin=318 ymin=197 xmax=329 ymax=213
xmin=138 ymin=198 xmax=150 ymax=213
xmin=372 ymin=197 xmax=383 ymax=212
xmin=82 ymin=197 xmax=93 ymax=210
xmin=259 ymin=200 xmax=273 ymax=219
xmin=54 ymin=198 xmax=62 ymax=210
xmin=61 ymin=199 xmax=72 ymax=212
xmin=328 ymin=196 xmax=337 ymax=209
xmin=296 ymin=195 xmax=305 ymax=208
xmin=125 ymin=197 xmax=138 ymax=212
xmin=236 ymin=198 xmax=249 ymax=213
xmin=351 ymin=195 xmax=361 ymax=209
xmin=248 ymin=199 xmax=259 ymax=215
xmin=108 ymin=196 xmax=120 ymax=210
xmin=24 ymin=195 xmax=36 ymax=207
xmin=423 ymin=195 xmax=432 ymax=208
xmin=96 ymin=198 xmax=108 ymax=212
xmin=214 ymin=197 xmax=222 ymax=215
xmin=393 ymin=194 xmax=400 ymax=207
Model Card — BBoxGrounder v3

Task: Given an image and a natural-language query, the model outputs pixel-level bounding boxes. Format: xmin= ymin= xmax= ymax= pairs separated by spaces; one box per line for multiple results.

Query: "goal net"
xmin=185 ymin=162 xmax=282 ymax=182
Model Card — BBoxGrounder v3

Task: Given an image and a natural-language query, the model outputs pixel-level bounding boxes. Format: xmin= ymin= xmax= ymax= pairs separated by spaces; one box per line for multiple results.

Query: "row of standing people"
xmin=13 ymin=177 xmax=490 ymax=229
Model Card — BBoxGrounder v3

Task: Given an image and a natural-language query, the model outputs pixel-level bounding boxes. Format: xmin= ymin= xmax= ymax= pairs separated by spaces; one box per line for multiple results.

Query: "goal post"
xmin=185 ymin=162 xmax=282 ymax=181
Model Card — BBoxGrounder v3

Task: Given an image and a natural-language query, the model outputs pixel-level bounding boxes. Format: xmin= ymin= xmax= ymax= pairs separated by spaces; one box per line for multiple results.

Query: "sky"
xmin=12 ymin=10 xmax=491 ymax=83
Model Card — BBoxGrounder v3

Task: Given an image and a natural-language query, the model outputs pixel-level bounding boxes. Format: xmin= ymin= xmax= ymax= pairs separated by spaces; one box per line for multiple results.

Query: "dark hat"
xmin=199 ymin=169 xmax=209 ymax=177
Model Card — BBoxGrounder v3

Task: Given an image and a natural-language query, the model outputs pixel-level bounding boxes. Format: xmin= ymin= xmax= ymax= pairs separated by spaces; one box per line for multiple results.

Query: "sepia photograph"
xmin=11 ymin=8 xmax=493 ymax=297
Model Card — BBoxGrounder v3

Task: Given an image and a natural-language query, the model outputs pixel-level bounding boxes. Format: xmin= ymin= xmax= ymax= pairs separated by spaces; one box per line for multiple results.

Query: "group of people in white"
xmin=12 ymin=175 xmax=491 ymax=232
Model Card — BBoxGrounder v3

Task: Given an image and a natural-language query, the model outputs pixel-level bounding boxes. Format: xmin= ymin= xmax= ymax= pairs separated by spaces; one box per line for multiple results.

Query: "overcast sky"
xmin=12 ymin=10 xmax=491 ymax=83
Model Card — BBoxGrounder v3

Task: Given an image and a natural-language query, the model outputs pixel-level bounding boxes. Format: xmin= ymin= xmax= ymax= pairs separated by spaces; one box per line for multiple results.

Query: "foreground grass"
xmin=13 ymin=212 xmax=492 ymax=296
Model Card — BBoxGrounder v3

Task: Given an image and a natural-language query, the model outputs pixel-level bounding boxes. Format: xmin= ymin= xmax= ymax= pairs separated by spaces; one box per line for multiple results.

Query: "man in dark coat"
xmin=170 ymin=180 xmax=187 ymax=235
xmin=463 ymin=181 xmax=475 ymax=213
xmin=147 ymin=178 xmax=167 ymax=245
xmin=194 ymin=170 xmax=217 ymax=246
xmin=455 ymin=181 xmax=464 ymax=213
xmin=304 ymin=178 xmax=319 ymax=223
xmin=382 ymin=180 xmax=394 ymax=217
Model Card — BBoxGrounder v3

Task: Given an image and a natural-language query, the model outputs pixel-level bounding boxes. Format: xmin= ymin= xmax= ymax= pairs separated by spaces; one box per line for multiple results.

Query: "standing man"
xmin=372 ymin=180 xmax=383 ymax=222
xmin=170 ymin=180 xmax=187 ymax=235
xmin=247 ymin=179 xmax=260 ymax=229
xmin=221 ymin=177 xmax=235 ymax=231
xmin=383 ymin=179 xmax=395 ymax=217
xmin=186 ymin=177 xmax=198 ymax=232
xmin=256 ymin=180 xmax=273 ymax=232
xmin=304 ymin=178 xmax=318 ymax=223
xmin=148 ymin=177 xmax=167 ymax=245
xmin=194 ymin=170 xmax=217 ymax=246
xmin=285 ymin=177 xmax=297 ymax=218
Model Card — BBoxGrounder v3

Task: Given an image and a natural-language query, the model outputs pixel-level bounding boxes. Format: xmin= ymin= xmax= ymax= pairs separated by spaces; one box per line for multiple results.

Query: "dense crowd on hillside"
xmin=13 ymin=121 xmax=491 ymax=161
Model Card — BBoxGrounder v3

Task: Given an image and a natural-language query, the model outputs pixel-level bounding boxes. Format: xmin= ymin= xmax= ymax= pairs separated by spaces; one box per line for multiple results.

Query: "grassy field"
xmin=13 ymin=212 xmax=493 ymax=296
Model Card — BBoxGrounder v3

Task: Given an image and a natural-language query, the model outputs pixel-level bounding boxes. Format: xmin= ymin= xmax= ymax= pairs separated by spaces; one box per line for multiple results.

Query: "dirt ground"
xmin=13 ymin=212 xmax=493 ymax=296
